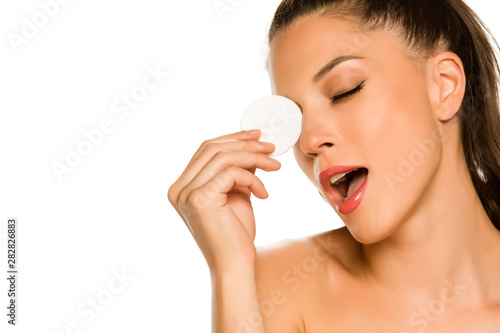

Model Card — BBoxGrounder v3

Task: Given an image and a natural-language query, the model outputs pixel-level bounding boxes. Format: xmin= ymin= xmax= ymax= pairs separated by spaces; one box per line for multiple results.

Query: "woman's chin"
xmin=340 ymin=210 xmax=398 ymax=245
xmin=345 ymin=226 xmax=385 ymax=245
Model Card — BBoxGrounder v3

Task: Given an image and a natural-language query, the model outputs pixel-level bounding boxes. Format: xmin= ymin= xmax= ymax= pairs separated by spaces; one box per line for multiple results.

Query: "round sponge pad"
xmin=240 ymin=95 xmax=302 ymax=157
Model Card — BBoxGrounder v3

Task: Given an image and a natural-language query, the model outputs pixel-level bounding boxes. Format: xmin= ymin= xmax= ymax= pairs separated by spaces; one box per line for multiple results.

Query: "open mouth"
xmin=319 ymin=165 xmax=369 ymax=215
xmin=329 ymin=168 xmax=369 ymax=203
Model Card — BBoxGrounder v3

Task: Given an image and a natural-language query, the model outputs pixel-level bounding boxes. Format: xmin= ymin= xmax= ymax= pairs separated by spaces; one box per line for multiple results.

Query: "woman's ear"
xmin=428 ymin=52 xmax=466 ymax=122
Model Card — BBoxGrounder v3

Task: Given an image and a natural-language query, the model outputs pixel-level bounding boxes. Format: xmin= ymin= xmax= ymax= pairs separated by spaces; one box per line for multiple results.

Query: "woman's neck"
xmin=360 ymin=137 xmax=500 ymax=306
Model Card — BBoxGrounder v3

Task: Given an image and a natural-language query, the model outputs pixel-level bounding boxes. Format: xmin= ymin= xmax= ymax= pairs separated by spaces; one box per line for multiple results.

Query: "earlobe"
xmin=432 ymin=52 xmax=466 ymax=122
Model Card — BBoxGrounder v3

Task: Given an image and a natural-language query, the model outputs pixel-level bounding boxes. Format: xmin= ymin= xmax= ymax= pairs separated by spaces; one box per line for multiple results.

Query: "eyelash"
xmin=329 ymin=80 xmax=366 ymax=103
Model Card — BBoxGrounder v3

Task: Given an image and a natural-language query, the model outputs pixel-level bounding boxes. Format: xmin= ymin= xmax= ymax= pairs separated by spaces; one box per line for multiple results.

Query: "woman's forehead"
xmin=268 ymin=15 xmax=411 ymax=92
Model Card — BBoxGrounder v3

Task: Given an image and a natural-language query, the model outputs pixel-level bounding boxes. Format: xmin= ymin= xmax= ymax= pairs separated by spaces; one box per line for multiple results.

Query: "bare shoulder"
xmin=255 ymin=226 xmax=362 ymax=281
xmin=254 ymin=227 xmax=361 ymax=332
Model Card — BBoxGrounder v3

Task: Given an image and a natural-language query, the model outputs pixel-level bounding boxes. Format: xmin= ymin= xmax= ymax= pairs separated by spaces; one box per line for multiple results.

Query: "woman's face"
xmin=268 ymin=14 xmax=444 ymax=243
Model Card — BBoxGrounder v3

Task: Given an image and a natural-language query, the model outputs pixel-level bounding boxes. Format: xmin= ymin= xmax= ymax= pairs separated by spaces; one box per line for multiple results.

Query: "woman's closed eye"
xmin=330 ymin=80 xmax=366 ymax=103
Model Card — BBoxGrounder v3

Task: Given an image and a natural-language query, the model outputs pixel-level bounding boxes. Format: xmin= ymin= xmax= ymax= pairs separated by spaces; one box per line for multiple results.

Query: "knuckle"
xmin=199 ymin=139 xmax=215 ymax=152
xmin=177 ymin=187 xmax=191 ymax=206
xmin=242 ymin=151 xmax=257 ymax=163
xmin=200 ymin=139 xmax=211 ymax=148
xmin=200 ymin=145 xmax=231 ymax=165
xmin=186 ymin=189 xmax=208 ymax=210
xmin=213 ymin=149 xmax=227 ymax=158
xmin=224 ymin=165 xmax=240 ymax=176
xmin=167 ymin=182 xmax=179 ymax=206
xmin=213 ymin=150 xmax=233 ymax=164
xmin=251 ymin=140 xmax=264 ymax=149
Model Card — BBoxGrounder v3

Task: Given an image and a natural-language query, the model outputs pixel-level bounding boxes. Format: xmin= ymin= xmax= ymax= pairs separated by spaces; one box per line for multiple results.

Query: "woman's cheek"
xmin=371 ymin=128 xmax=442 ymax=224
xmin=359 ymin=105 xmax=436 ymax=208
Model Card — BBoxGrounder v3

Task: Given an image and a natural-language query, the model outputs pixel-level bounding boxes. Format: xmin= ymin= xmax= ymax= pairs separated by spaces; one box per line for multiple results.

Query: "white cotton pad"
xmin=240 ymin=95 xmax=302 ymax=157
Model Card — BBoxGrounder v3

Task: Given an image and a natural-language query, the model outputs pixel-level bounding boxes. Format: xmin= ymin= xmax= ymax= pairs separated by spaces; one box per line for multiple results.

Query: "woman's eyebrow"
xmin=313 ymin=55 xmax=363 ymax=83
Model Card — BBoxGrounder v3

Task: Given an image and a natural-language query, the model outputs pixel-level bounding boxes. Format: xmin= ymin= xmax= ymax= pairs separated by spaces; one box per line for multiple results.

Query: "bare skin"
xmin=169 ymin=13 xmax=500 ymax=333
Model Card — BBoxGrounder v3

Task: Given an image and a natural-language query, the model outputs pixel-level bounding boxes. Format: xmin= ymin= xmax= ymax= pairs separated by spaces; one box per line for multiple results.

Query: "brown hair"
xmin=268 ymin=0 xmax=500 ymax=230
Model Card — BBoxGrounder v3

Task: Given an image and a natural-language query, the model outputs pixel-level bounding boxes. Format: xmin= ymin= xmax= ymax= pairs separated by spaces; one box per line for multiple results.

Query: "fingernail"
xmin=244 ymin=129 xmax=261 ymax=135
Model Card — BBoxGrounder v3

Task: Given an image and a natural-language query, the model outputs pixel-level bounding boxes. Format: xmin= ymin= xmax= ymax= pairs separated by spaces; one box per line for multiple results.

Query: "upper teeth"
xmin=329 ymin=169 xmax=358 ymax=185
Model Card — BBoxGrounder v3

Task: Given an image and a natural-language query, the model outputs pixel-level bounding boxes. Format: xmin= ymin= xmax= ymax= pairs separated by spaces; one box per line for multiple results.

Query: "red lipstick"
xmin=319 ymin=165 xmax=369 ymax=215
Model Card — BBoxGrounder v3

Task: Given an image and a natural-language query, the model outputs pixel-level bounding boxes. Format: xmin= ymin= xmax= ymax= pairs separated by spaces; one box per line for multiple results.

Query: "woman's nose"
xmin=299 ymin=108 xmax=339 ymax=158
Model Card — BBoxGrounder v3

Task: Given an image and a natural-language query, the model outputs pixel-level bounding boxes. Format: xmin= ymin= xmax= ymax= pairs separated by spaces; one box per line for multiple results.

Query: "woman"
xmin=169 ymin=0 xmax=500 ymax=331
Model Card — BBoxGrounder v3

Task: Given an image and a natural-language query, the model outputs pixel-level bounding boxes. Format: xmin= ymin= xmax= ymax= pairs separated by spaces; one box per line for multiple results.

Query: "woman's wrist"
xmin=210 ymin=263 xmax=267 ymax=333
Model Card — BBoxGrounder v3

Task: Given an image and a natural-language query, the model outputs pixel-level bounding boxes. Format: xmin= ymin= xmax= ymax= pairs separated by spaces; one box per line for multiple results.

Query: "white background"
xmin=0 ymin=0 xmax=498 ymax=332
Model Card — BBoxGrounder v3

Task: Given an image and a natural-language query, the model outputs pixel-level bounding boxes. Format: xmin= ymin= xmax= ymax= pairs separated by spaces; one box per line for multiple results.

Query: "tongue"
xmin=346 ymin=169 xmax=367 ymax=200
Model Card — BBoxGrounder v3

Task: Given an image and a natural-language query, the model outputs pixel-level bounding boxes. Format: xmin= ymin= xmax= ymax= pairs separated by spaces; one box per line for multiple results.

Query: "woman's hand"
xmin=168 ymin=130 xmax=281 ymax=273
